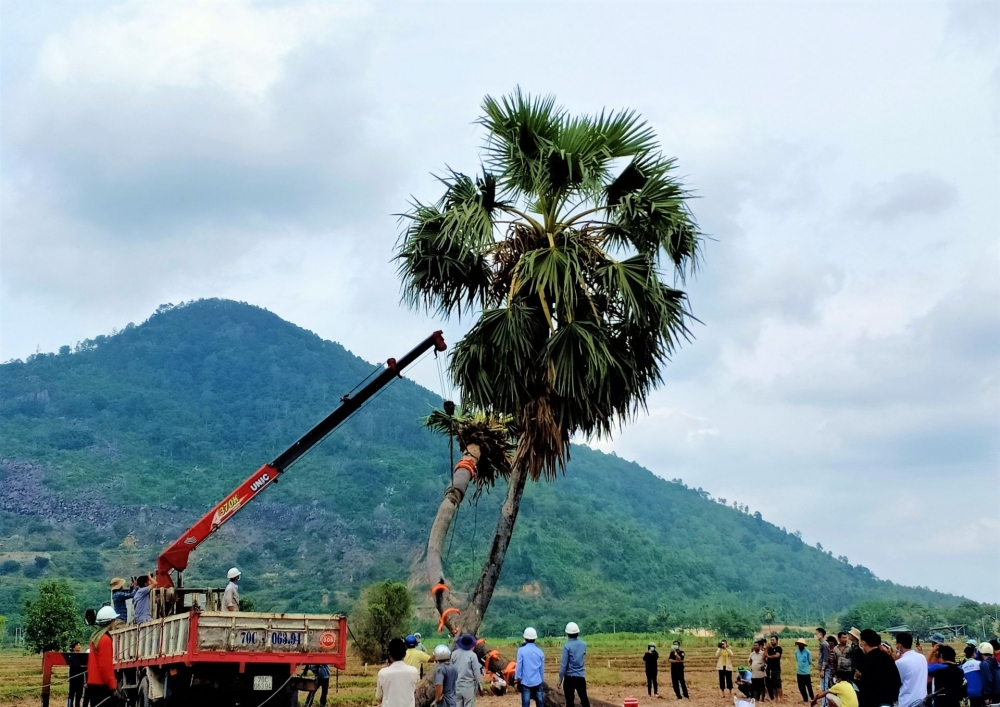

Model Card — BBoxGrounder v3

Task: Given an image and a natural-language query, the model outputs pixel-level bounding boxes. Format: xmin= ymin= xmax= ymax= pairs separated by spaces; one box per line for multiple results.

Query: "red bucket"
xmin=624 ymin=699 xmax=639 ymax=707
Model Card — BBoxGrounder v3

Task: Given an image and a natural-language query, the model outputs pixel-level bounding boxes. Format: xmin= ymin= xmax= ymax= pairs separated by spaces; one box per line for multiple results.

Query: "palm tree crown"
xmin=397 ymin=89 xmax=702 ymax=481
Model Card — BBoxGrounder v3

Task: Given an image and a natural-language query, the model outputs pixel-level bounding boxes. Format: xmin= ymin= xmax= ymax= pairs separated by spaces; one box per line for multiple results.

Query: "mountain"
xmin=0 ymin=299 xmax=964 ymax=636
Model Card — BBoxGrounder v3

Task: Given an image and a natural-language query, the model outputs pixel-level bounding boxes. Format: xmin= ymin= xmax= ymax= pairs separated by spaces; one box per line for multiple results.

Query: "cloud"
xmin=848 ymin=173 xmax=959 ymax=223
xmin=2 ymin=0 xmax=998 ymax=601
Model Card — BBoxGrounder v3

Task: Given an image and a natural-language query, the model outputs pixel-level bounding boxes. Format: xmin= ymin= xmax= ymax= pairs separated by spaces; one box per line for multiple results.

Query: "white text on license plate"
xmin=253 ymin=675 xmax=273 ymax=690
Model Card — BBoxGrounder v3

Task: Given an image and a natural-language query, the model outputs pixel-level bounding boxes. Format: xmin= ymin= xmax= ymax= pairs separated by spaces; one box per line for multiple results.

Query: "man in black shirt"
xmin=668 ymin=640 xmax=689 ymax=699
xmin=855 ymin=629 xmax=901 ymax=707
xmin=643 ymin=643 xmax=660 ymax=698
xmin=766 ymin=636 xmax=784 ymax=701
xmin=68 ymin=641 xmax=86 ymax=707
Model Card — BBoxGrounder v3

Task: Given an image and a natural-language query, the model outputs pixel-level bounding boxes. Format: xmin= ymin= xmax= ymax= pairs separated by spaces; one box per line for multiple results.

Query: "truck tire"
xmin=137 ymin=676 xmax=150 ymax=707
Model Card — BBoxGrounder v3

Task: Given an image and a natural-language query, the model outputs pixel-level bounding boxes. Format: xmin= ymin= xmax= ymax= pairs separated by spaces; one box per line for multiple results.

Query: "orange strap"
xmin=502 ymin=661 xmax=516 ymax=681
xmin=430 ymin=583 xmax=449 ymax=595
xmin=455 ymin=457 xmax=477 ymax=477
xmin=438 ymin=607 xmax=460 ymax=633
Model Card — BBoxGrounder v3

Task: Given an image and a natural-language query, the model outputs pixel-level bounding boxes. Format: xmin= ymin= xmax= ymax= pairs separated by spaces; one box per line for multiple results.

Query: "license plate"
xmin=253 ymin=675 xmax=273 ymax=690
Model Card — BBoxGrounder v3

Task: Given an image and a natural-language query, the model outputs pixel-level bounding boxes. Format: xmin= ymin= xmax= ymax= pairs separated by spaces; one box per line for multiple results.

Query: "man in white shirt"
xmin=223 ymin=567 xmax=241 ymax=611
xmin=377 ymin=638 xmax=419 ymax=707
xmin=894 ymin=632 xmax=927 ymax=707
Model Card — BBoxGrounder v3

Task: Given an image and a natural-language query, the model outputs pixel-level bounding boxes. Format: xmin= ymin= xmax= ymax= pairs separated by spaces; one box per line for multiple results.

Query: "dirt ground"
xmin=0 ymin=638 xmax=823 ymax=707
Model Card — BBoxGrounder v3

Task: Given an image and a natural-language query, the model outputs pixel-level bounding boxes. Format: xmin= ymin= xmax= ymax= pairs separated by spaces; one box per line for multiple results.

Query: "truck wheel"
xmin=137 ymin=676 xmax=150 ymax=707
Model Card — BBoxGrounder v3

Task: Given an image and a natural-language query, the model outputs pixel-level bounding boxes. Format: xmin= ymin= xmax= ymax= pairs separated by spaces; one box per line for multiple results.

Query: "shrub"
xmin=0 ymin=560 xmax=20 ymax=576
xmin=353 ymin=581 xmax=412 ymax=664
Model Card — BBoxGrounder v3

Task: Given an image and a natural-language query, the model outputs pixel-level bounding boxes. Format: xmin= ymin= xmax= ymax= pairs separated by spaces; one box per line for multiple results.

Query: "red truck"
xmin=42 ymin=331 xmax=446 ymax=707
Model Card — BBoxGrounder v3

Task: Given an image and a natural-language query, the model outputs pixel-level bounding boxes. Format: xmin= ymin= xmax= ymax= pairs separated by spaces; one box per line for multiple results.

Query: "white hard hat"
xmin=523 ymin=627 xmax=538 ymax=640
xmin=565 ymin=622 xmax=580 ymax=635
xmin=227 ymin=567 xmax=241 ymax=580
xmin=434 ymin=644 xmax=452 ymax=661
xmin=96 ymin=606 xmax=119 ymax=625
xmin=979 ymin=642 xmax=995 ymax=655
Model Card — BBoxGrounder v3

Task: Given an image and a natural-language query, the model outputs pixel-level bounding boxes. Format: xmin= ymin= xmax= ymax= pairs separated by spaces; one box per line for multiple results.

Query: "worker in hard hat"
xmin=434 ymin=644 xmax=458 ymax=707
xmin=559 ymin=622 xmax=590 ymax=707
xmin=415 ymin=632 xmax=427 ymax=653
xmin=87 ymin=606 xmax=121 ymax=705
xmin=223 ymin=567 xmax=241 ymax=612
xmin=516 ymin=627 xmax=545 ymax=707
xmin=404 ymin=634 xmax=433 ymax=677
xmin=451 ymin=634 xmax=484 ymax=707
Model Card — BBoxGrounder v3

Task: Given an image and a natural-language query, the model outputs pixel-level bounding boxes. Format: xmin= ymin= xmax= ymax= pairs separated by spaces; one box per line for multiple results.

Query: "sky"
xmin=1 ymin=0 xmax=998 ymax=602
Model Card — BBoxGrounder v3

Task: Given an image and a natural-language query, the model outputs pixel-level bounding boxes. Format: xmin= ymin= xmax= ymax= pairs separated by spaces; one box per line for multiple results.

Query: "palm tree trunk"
xmin=426 ymin=445 xmax=479 ymax=635
xmin=463 ymin=461 xmax=529 ymax=635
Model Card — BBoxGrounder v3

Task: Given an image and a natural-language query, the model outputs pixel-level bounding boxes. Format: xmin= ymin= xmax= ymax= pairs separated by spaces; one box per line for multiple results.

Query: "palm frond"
xmin=400 ymin=89 xmax=705 ymax=484
xmin=422 ymin=407 xmax=517 ymax=486
xmin=395 ymin=201 xmax=492 ymax=317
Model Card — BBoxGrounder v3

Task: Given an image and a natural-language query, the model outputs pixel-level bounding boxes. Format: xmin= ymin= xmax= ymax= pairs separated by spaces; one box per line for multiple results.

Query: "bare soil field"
xmin=1 ymin=635 xmax=958 ymax=707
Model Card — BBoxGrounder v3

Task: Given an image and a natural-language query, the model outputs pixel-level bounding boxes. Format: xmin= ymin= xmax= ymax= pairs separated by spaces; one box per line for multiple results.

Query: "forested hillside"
xmin=0 ymin=300 xmax=964 ymax=636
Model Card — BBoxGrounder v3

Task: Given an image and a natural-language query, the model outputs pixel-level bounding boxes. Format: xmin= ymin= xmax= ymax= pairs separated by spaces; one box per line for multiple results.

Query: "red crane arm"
xmin=155 ymin=331 xmax=446 ymax=587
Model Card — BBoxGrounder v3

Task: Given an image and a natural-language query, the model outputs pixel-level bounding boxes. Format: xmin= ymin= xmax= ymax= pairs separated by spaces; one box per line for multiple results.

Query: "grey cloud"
xmin=849 ymin=173 xmax=959 ymax=223
xmin=2 ymin=19 xmax=394 ymax=238
xmin=774 ymin=280 xmax=1000 ymax=410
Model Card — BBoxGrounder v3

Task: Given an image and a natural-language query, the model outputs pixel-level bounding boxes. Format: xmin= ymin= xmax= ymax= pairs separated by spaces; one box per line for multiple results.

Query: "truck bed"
xmin=110 ymin=611 xmax=347 ymax=670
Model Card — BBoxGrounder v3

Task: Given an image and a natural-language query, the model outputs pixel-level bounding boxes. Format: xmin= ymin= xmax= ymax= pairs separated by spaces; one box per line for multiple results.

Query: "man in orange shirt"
xmin=87 ymin=606 xmax=120 ymax=705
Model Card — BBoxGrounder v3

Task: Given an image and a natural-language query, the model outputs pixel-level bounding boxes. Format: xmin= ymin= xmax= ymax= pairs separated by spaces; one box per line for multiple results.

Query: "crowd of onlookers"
xmin=375 ymin=624 xmax=592 ymax=707
xmin=374 ymin=623 xmax=1000 ymax=707
xmin=683 ymin=628 xmax=1000 ymax=707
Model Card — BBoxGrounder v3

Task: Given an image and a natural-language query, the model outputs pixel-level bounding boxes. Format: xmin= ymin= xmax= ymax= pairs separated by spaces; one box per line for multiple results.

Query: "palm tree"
xmin=397 ymin=89 xmax=702 ymax=636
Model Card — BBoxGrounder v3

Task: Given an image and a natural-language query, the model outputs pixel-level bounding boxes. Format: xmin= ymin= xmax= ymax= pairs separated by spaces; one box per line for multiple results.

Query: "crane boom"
xmin=155 ymin=331 xmax=446 ymax=587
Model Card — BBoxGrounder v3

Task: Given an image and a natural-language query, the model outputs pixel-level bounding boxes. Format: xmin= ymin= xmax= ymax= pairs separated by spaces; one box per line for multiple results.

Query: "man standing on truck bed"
xmin=224 ymin=567 xmax=241 ymax=611
xmin=87 ymin=606 xmax=120 ymax=706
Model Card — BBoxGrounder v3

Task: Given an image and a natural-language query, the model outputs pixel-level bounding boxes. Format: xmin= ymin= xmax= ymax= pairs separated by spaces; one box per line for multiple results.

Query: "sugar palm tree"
xmin=397 ymin=89 xmax=702 ymax=636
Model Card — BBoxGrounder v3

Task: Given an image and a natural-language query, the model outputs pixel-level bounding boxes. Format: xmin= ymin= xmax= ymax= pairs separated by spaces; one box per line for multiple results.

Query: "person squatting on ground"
xmin=717 ymin=639 xmax=735 ymax=698
xmin=517 ymin=627 xmax=545 ymax=707
xmin=766 ymin=636 xmax=785 ymax=701
xmin=451 ymin=634 xmax=484 ymax=707
xmin=893 ymin=632 xmax=927 ymax=707
xmin=668 ymin=640 xmax=689 ymax=700
xmin=644 ymin=643 xmax=660 ymax=698
xmin=750 ymin=639 xmax=768 ymax=701
xmin=434 ymin=644 xmax=458 ymax=707
xmin=377 ymin=638 xmax=419 ymax=707
xmin=736 ymin=665 xmax=754 ymax=698
xmin=559 ymin=622 xmax=591 ymax=707
xmin=810 ymin=679 xmax=859 ymax=707
xmin=87 ymin=606 xmax=120 ymax=707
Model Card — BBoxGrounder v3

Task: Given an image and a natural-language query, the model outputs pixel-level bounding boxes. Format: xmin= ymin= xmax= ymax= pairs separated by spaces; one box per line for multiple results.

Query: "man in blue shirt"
xmin=304 ymin=664 xmax=331 ymax=707
xmin=559 ymin=622 xmax=590 ymax=707
xmin=516 ymin=627 xmax=545 ymax=707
